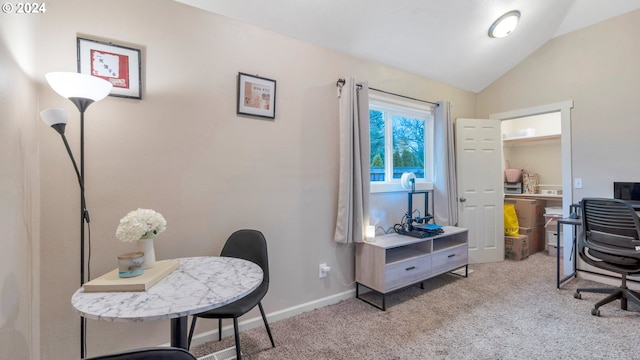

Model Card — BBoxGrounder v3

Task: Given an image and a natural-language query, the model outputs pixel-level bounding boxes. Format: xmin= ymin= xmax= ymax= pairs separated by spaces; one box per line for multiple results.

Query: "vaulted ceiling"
xmin=177 ymin=0 xmax=640 ymax=93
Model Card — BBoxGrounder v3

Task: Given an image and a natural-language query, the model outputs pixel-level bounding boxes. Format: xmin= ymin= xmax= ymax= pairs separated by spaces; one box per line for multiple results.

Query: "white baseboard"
xmin=187 ymin=289 xmax=355 ymax=348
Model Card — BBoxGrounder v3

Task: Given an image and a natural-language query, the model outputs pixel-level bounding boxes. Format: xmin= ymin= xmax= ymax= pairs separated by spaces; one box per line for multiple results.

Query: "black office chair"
xmin=187 ymin=229 xmax=275 ymax=359
xmin=83 ymin=347 xmax=196 ymax=359
xmin=574 ymin=198 xmax=640 ymax=316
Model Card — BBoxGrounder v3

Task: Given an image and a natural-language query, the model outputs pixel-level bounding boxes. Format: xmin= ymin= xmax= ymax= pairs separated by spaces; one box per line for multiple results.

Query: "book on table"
xmin=83 ymin=260 xmax=179 ymax=293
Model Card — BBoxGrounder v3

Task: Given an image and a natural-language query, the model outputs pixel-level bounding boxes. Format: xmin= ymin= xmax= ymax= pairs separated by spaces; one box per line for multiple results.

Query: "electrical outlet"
xmin=319 ymin=263 xmax=330 ymax=278
xmin=574 ymin=178 xmax=583 ymax=189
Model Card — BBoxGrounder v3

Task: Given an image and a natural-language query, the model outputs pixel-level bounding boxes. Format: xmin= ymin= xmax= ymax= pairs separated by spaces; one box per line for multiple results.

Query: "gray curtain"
xmin=433 ymin=101 xmax=458 ymax=226
xmin=334 ymin=77 xmax=370 ymax=243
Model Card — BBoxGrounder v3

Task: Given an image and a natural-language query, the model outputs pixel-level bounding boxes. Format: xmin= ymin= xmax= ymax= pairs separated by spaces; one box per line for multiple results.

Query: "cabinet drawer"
xmin=385 ymin=255 xmax=431 ymax=292
xmin=432 ymin=244 xmax=468 ymax=275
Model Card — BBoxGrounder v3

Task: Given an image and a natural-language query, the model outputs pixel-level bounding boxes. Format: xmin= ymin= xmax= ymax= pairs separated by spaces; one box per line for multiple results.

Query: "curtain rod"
xmin=336 ymin=78 xmax=439 ymax=107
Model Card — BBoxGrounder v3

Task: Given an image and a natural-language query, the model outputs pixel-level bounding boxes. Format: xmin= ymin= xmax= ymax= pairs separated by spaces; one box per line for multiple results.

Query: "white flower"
xmin=115 ymin=208 xmax=167 ymax=243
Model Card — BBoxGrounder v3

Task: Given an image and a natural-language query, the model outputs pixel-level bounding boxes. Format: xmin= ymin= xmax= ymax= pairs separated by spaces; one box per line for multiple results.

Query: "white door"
xmin=456 ymin=118 xmax=504 ymax=263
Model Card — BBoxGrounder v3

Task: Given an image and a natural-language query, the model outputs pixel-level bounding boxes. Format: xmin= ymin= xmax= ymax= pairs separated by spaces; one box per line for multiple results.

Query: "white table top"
xmin=71 ymin=256 xmax=263 ymax=322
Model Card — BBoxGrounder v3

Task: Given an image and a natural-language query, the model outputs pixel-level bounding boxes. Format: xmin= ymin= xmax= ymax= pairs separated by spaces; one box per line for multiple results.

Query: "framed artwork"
xmin=77 ymin=37 xmax=142 ymax=99
xmin=237 ymin=72 xmax=276 ymax=119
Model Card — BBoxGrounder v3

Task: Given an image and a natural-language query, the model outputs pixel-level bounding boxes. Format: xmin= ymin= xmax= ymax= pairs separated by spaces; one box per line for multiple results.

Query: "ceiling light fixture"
xmin=488 ymin=10 xmax=521 ymax=38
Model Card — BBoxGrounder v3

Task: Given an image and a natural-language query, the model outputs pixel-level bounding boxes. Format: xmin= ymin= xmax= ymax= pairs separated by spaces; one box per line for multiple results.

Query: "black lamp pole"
xmin=47 ymin=98 xmax=95 ymax=358
xmin=69 ymin=98 xmax=94 ymax=285
xmin=69 ymin=97 xmax=94 ymax=358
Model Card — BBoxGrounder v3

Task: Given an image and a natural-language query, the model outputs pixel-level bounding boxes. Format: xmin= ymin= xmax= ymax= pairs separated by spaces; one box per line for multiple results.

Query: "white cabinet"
xmin=355 ymin=226 xmax=468 ymax=310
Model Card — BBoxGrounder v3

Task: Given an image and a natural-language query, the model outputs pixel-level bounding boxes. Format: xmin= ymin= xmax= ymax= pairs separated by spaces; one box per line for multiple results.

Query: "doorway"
xmin=502 ymin=112 xmax=562 ymax=199
xmin=490 ymin=100 xmax=574 ymax=275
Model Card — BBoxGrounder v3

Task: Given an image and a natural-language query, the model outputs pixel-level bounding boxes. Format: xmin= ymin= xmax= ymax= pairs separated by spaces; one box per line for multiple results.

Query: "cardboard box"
xmin=505 ymin=235 xmax=529 ymax=261
xmin=544 ymin=214 xmax=562 ymax=230
xmin=548 ymin=243 xmax=563 ymax=257
xmin=504 ymin=198 xmax=546 ymax=228
xmin=519 ymin=226 xmax=545 ymax=254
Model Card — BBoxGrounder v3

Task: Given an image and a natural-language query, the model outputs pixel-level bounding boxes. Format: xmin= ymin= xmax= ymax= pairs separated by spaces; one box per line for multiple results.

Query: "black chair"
xmin=83 ymin=347 xmax=196 ymax=359
xmin=574 ymin=198 xmax=640 ymax=316
xmin=187 ymin=229 xmax=275 ymax=359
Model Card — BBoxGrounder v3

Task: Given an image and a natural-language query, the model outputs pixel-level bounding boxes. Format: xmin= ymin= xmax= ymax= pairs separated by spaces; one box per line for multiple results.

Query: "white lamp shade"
xmin=40 ymin=108 xmax=68 ymax=126
xmin=45 ymin=72 xmax=113 ymax=101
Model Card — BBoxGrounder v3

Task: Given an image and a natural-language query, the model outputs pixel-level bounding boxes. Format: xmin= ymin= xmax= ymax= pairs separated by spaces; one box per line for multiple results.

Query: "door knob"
xmin=459 ymin=197 xmax=466 ymax=202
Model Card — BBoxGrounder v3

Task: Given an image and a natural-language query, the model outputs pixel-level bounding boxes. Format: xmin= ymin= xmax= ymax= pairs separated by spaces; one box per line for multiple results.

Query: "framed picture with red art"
xmin=77 ymin=37 xmax=142 ymax=99
xmin=237 ymin=72 xmax=276 ymax=119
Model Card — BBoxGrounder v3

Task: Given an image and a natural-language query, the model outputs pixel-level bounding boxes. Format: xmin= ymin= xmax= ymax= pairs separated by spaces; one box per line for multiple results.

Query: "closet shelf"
xmin=504 ymin=193 xmax=562 ymax=200
xmin=502 ymin=134 xmax=560 ymax=147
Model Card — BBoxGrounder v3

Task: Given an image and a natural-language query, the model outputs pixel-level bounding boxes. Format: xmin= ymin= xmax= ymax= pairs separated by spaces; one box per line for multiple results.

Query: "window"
xmin=369 ymin=94 xmax=434 ymax=193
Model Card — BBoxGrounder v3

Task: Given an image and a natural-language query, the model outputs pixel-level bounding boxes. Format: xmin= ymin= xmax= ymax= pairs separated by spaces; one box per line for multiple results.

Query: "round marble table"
xmin=72 ymin=256 xmax=263 ymax=349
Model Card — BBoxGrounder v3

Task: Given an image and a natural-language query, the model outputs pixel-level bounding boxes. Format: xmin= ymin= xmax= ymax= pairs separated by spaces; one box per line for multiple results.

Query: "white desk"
xmin=71 ymin=256 xmax=263 ymax=349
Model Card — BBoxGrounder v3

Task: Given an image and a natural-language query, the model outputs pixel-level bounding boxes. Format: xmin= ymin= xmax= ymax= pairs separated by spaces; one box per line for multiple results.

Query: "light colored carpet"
xmin=191 ymin=252 xmax=640 ymax=359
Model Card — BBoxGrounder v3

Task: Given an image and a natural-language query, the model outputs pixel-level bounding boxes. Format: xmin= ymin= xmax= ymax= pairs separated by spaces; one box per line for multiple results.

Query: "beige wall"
xmin=34 ymin=0 xmax=476 ymax=358
xmin=504 ymin=142 xmax=562 ymax=186
xmin=478 ymin=9 xmax=640 ymax=202
xmin=479 ymin=10 xmax=640 ymax=289
xmin=0 ymin=12 xmax=40 ymax=360
xmin=8 ymin=1 xmax=640 ymax=358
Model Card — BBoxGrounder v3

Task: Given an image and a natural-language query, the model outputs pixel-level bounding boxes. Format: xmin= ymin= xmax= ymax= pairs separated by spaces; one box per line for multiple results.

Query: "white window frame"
xmin=369 ymin=94 xmax=434 ymax=193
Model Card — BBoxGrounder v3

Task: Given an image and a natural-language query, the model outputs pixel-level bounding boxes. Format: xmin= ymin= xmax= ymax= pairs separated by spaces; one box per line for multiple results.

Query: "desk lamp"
xmin=41 ymin=72 xmax=112 ymax=358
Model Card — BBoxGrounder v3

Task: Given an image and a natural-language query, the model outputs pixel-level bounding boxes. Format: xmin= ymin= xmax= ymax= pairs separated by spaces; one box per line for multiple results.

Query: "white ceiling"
xmin=177 ymin=0 xmax=640 ymax=93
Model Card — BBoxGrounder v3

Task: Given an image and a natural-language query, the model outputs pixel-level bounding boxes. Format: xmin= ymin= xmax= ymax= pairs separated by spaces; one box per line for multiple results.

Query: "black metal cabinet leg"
xmin=356 ymin=282 xmax=387 ymax=311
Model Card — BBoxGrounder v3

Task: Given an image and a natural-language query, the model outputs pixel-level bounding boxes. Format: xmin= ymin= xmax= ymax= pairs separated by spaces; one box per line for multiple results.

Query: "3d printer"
xmin=394 ymin=172 xmax=444 ymax=238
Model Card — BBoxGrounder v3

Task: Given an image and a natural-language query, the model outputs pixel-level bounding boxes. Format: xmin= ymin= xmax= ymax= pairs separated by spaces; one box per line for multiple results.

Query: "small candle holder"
xmin=118 ymin=252 xmax=145 ymax=278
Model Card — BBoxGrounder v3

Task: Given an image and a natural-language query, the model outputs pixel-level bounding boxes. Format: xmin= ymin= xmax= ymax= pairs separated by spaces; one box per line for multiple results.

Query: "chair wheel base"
xmin=574 ymin=292 xmax=581 ymax=299
xmin=591 ymin=308 xmax=601 ymax=316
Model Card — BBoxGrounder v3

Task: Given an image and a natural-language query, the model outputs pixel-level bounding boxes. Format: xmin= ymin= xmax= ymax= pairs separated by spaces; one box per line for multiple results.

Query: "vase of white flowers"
xmin=137 ymin=238 xmax=156 ymax=269
xmin=116 ymin=208 xmax=167 ymax=269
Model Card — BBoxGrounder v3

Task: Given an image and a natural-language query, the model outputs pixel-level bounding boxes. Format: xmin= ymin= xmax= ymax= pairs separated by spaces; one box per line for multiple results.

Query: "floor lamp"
xmin=41 ymin=72 xmax=112 ymax=358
